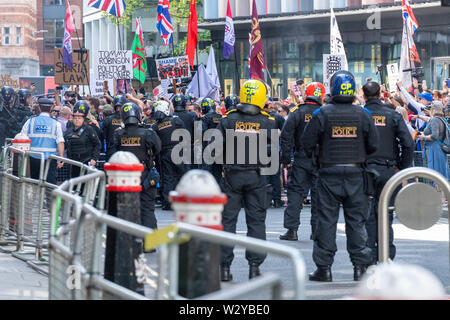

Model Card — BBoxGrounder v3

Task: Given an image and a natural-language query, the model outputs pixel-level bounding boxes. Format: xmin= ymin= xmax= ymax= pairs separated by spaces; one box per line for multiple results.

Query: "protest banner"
xmin=54 ymin=48 xmax=90 ymax=85
xmin=386 ymin=63 xmax=400 ymax=92
xmin=90 ymin=77 xmax=114 ymax=97
xmin=93 ymin=50 xmax=133 ymax=81
xmin=155 ymin=56 xmax=191 ymax=81
xmin=0 ymin=74 xmax=20 ymax=89
xmin=323 ymin=54 xmax=347 ymax=93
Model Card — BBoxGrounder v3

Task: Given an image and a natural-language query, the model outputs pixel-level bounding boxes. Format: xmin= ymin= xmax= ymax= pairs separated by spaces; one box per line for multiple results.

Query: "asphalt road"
xmin=154 ymin=205 xmax=450 ymax=300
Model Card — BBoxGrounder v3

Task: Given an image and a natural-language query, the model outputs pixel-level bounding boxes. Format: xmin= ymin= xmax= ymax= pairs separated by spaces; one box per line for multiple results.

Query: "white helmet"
xmin=153 ymin=100 xmax=171 ymax=117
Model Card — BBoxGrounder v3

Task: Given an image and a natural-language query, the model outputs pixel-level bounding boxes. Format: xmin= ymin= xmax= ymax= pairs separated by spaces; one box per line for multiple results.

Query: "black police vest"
xmin=106 ymin=113 xmax=123 ymax=145
xmin=366 ymin=105 xmax=397 ymax=162
xmin=65 ymin=125 xmax=92 ymax=162
xmin=117 ymin=126 xmax=149 ymax=164
xmin=174 ymin=110 xmax=195 ymax=139
xmin=319 ymin=104 xmax=366 ymax=165
xmin=154 ymin=116 xmax=180 ymax=151
xmin=143 ymin=116 xmax=157 ymax=129
xmin=294 ymin=103 xmax=320 ymax=151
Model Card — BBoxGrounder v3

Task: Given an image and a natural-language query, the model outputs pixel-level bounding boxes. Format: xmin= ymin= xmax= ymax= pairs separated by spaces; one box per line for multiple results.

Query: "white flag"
xmin=187 ymin=64 xmax=220 ymax=102
xmin=206 ymin=45 xmax=221 ymax=89
xmin=330 ymin=7 xmax=348 ymax=71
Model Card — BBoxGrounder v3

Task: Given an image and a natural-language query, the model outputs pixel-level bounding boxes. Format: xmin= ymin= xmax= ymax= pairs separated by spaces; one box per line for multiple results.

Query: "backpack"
xmin=436 ymin=117 xmax=450 ymax=154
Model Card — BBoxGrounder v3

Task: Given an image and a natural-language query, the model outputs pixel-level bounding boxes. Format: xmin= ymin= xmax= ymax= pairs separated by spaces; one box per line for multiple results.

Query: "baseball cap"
xmin=418 ymin=92 xmax=433 ymax=102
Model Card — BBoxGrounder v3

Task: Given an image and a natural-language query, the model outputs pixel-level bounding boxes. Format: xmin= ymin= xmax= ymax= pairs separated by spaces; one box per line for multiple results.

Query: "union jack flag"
xmin=88 ymin=0 xmax=126 ymax=18
xmin=157 ymin=0 xmax=174 ymax=46
xmin=402 ymin=0 xmax=419 ymax=36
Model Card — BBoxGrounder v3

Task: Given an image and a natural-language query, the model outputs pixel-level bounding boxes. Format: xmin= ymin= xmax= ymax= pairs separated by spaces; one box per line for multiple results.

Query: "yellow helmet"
xmin=240 ymin=79 xmax=269 ymax=109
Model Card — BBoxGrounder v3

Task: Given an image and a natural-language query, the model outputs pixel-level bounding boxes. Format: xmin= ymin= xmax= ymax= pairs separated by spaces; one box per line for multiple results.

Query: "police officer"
xmin=362 ymin=81 xmax=415 ymax=264
xmin=301 ymin=70 xmax=378 ymax=282
xmin=21 ymin=97 xmax=65 ymax=184
xmin=224 ymin=94 xmax=239 ymax=111
xmin=66 ymin=100 xmax=101 ymax=139
xmin=112 ymin=102 xmax=161 ymax=229
xmin=151 ymin=100 xmax=186 ymax=210
xmin=101 ymin=95 xmax=127 ymax=161
xmin=217 ymin=79 xmax=277 ymax=281
xmin=0 ymin=86 xmax=20 ymax=145
xmin=201 ymin=97 xmax=223 ymax=183
xmin=280 ymin=82 xmax=326 ymax=241
xmin=64 ymin=101 xmax=101 ymax=178
xmin=16 ymin=89 xmax=32 ymax=127
xmin=172 ymin=94 xmax=197 ymax=168
xmin=263 ymin=99 xmax=285 ymax=208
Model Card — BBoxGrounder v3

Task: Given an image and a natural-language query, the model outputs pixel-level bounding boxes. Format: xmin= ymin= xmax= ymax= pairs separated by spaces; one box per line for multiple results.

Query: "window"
xmin=43 ymin=19 xmax=64 ymax=50
xmin=16 ymin=27 xmax=21 ymax=45
xmin=3 ymin=27 xmax=10 ymax=45
xmin=44 ymin=0 xmax=63 ymax=5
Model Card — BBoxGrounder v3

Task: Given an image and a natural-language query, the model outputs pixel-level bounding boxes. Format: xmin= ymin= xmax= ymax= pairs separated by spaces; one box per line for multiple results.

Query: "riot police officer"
xmin=151 ymin=100 xmax=186 ymax=210
xmin=172 ymin=94 xmax=197 ymax=168
xmin=217 ymin=79 xmax=277 ymax=281
xmin=224 ymin=94 xmax=239 ymax=111
xmin=112 ymin=102 xmax=161 ymax=229
xmin=64 ymin=101 xmax=101 ymax=178
xmin=280 ymin=82 xmax=326 ymax=241
xmin=101 ymin=95 xmax=127 ymax=161
xmin=16 ymin=89 xmax=32 ymax=126
xmin=362 ymin=81 xmax=415 ymax=264
xmin=201 ymin=97 xmax=223 ymax=183
xmin=0 ymin=86 xmax=20 ymax=145
xmin=301 ymin=70 xmax=378 ymax=282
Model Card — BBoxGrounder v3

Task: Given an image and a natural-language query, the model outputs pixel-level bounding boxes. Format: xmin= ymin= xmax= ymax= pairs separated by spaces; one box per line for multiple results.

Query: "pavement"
xmin=0 ymin=204 xmax=448 ymax=300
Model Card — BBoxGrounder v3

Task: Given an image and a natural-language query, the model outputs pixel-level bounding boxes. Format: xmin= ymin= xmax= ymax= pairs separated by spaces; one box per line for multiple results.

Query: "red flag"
xmin=186 ymin=0 xmax=198 ymax=68
xmin=250 ymin=0 xmax=266 ymax=81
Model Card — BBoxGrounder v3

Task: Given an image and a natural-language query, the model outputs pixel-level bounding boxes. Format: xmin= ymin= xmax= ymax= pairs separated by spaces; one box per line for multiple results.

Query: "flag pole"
xmin=68 ymin=0 xmax=91 ymax=96
xmin=196 ymin=46 xmax=200 ymax=98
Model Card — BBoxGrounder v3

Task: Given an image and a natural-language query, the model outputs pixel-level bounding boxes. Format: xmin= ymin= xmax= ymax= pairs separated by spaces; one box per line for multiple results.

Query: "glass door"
xmin=431 ymin=57 xmax=450 ymax=90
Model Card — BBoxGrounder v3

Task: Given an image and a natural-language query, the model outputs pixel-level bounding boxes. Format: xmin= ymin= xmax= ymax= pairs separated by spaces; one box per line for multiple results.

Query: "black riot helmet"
xmin=330 ymin=70 xmax=356 ymax=103
xmin=17 ymin=89 xmax=31 ymax=105
xmin=120 ymin=102 xmax=142 ymax=125
xmin=73 ymin=100 xmax=90 ymax=117
xmin=1 ymin=86 xmax=16 ymax=106
xmin=113 ymin=95 xmax=127 ymax=111
xmin=172 ymin=94 xmax=187 ymax=111
xmin=224 ymin=94 xmax=239 ymax=111
xmin=201 ymin=98 xmax=215 ymax=114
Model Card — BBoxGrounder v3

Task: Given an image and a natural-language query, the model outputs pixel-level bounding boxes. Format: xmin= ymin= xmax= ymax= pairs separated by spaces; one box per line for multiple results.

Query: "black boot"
xmin=220 ymin=265 xmax=233 ymax=282
xmin=249 ymin=263 xmax=261 ymax=279
xmin=353 ymin=265 xmax=368 ymax=281
xmin=279 ymin=229 xmax=298 ymax=241
xmin=309 ymin=266 xmax=332 ymax=282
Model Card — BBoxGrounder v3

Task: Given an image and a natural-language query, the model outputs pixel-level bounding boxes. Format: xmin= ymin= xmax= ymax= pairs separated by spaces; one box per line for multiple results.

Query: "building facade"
xmin=37 ymin=0 xmax=84 ymax=77
xmin=0 ymin=0 xmax=40 ymax=77
xmin=201 ymin=0 xmax=450 ymax=97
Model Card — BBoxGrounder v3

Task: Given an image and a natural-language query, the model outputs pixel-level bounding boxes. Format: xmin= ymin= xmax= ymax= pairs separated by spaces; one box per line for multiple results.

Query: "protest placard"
xmin=54 ymin=48 xmax=90 ymax=85
xmin=155 ymin=56 xmax=191 ymax=81
xmin=93 ymin=50 xmax=133 ymax=81
xmin=90 ymin=77 xmax=114 ymax=97
xmin=0 ymin=74 xmax=20 ymax=89
xmin=387 ymin=63 xmax=400 ymax=92
xmin=323 ymin=54 xmax=347 ymax=93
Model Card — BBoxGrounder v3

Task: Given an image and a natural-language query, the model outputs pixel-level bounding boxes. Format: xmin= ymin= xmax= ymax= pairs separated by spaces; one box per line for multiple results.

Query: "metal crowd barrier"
xmin=48 ymin=175 xmax=307 ymax=300
xmin=378 ymin=167 xmax=450 ymax=269
xmin=0 ymin=146 xmax=98 ymax=275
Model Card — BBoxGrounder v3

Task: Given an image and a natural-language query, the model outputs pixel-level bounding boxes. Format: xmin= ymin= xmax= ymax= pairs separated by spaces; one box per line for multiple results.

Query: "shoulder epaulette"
xmin=290 ymin=106 xmax=299 ymax=113
xmin=226 ymin=108 xmax=237 ymax=115
xmin=260 ymin=110 xmax=275 ymax=121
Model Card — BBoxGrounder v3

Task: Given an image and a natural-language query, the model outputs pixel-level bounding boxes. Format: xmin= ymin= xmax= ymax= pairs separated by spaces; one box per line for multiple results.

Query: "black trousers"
xmin=313 ymin=166 xmax=372 ymax=267
xmin=30 ymin=157 xmax=57 ymax=185
xmin=283 ymin=152 xmax=318 ymax=234
xmin=220 ymin=170 xmax=267 ymax=267
xmin=268 ymin=163 xmax=282 ymax=202
xmin=160 ymin=150 xmax=187 ymax=207
xmin=365 ymin=164 xmax=397 ymax=264
xmin=141 ymin=186 xmax=157 ymax=229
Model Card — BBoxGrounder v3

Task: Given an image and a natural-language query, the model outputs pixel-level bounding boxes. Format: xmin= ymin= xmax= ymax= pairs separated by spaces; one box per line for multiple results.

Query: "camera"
xmin=411 ymin=67 xmax=424 ymax=80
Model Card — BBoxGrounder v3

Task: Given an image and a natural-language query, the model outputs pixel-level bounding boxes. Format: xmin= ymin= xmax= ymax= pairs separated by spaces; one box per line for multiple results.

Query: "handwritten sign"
xmin=93 ymin=50 xmax=133 ymax=81
xmin=54 ymin=48 xmax=90 ymax=85
xmin=0 ymin=74 xmax=20 ymax=89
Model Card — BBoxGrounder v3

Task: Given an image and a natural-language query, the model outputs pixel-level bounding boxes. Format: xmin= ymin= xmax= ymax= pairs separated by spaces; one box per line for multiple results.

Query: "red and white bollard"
xmin=169 ymin=169 xmax=227 ymax=298
xmin=103 ymin=151 xmax=145 ymax=295
xmin=11 ymin=133 xmax=31 ymax=176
